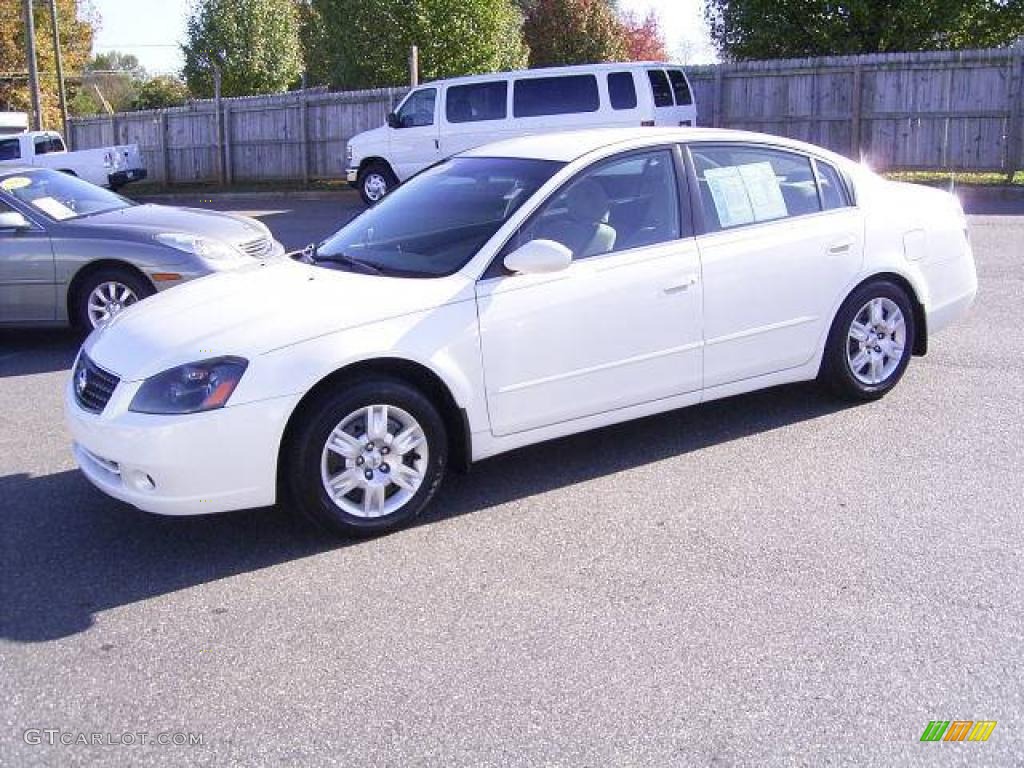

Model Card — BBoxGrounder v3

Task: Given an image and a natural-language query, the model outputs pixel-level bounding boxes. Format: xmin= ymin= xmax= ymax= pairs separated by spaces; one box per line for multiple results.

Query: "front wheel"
xmin=284 ymin=378 xmax=448 ymax=537
xmin=72 ymin=267 xmax=154 ymax=330
xmin=820 ymin=280 xmax=916 ymax=401
xmin=357 ymin=162 xmax=397 ymax=206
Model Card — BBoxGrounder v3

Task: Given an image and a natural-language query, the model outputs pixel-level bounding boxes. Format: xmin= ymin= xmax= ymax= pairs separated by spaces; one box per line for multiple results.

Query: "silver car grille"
xmin=239 ymin=236 xmax=272 ymax=258
xmin=73 ymin=354 xmax=120 ymax=414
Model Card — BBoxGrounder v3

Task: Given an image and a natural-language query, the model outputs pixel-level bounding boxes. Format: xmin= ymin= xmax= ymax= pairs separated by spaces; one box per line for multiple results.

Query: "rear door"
xmin=646 ymin=68 xmax=696 ymax=127
xmin=0 ymin=195 xmax=56 ymax=323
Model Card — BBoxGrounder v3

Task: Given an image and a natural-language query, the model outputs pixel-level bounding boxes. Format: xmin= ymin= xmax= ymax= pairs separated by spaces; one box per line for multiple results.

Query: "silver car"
xmin=0 ymin=166 xmax=284 ymax=329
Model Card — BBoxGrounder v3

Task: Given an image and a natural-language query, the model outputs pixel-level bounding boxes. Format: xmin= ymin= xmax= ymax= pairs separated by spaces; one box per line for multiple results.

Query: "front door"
xmin=388 ymin=87 xmax=441 ymax=181
xmin=0 ymin=200 xmax=55 ymax=323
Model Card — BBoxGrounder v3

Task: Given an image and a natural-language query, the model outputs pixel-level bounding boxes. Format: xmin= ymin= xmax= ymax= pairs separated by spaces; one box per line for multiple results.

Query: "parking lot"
xmin=2 ymin=193 xmax=1023 ymax=766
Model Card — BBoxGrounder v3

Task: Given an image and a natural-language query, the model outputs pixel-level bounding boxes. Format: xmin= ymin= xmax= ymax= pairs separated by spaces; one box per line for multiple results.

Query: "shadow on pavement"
xmin=0 ymin=329 xmax=81 ymax=379
xmin=0 ymin=381 xmax=851 ymax=644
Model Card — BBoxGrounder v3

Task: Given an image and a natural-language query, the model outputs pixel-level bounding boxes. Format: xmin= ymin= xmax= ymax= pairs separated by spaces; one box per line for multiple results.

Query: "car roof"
xmin=422 ymin=61 xmax=681 ymax=88
xmin=459 ymin=127 xmax=853 ymax=165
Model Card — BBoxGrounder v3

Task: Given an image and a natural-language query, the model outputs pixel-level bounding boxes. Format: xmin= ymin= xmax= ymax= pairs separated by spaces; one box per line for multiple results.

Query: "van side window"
xmin=647 ymin=70 xmax=673 ymax=108
xmin=0 ymin=138 xmax=20 ymax=161
xmin=690 ymin=145 xmax=822 ymax=232
xmin=513 ymin=75 xmax=599 ymax=117
xmin=446 ymin=81 xmax=507 ymax=123
xmin=396 ymin=88 xmax=436 ymax=128
xmin=667 ymin=70 xmax=692 ymax=106
xmin=814 ymin=159 xmax=852 ymax=209
xmin=607 ymin=72 xmax=637 ymax=110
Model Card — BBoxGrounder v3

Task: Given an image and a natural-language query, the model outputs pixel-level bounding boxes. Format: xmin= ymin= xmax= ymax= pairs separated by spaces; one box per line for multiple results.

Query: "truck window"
xmin=513 ymin=75 xmax=599 ymax=117
xmin=607 ymin=72 xmax=637 ymax=110
xmin=34 ymin=135 xmax=65 ymax=155
xmin=446 ymin=81 xmax=507 ymax=123
xmin=647 ymin=70 xmax=673 ymax=108
xmin=667 ymin=70 xmax=693 ymax=106
xmin=0 ymin=138 xmax=20 ymax=161
xmin=395 ymin=88 xmax=436 ymax=128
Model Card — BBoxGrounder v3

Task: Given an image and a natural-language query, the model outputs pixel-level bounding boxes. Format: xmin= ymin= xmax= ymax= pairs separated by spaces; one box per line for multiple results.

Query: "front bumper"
xmin=108 ymin=168 xmax=147 ymax=187
xmin=65 ymin=374 xmax=302 ymax=516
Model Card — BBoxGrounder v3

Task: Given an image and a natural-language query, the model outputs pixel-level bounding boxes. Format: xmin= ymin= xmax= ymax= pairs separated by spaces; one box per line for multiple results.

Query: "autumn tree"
xmin=182 ymin=0 xmax=304 ymax=97
xmin=0 ymin=0 xmax=94 ymax=130
xmin=305 ymin=0 xmax=528 ymax=89
xmin=523 ymin=0 xmax=626 ymax=66
xmin=705 ymin=0 xmax=1024 ymax=60
xmin=621 ymin=10 xmax=668 ymax=61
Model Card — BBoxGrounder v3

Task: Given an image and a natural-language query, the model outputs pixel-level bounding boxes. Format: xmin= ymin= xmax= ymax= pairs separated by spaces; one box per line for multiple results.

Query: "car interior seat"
xmin=535 ymin=179 xmax=616 ymax=259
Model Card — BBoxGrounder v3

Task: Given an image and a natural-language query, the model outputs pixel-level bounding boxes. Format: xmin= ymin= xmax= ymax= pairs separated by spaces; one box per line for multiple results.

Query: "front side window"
xmin=311 ymin=157 xmax=562 ymax=277
xmin=395 ymin=88 xmax=436 ymax=128
xmin=667 ymin=69 xmax=693 ymax=106
xmin=508 ymin=148 xmax=682 ymax=261
xmin=446 ymin=81 xmax=507 ymax=123
xmin=647 ymin=70 xmax=673 ymax=108
xmin=607 ymin=72 xmax=638 ymax=110
xmin=0 ymin=168 xmax=131 ymax=221
xmin=513 ymin=75 xmax=600 ymax=117
xmin=0 ymin=138 xmax=20 ymax=161
xmin=690 ymin=144 xmax=822 ymax=232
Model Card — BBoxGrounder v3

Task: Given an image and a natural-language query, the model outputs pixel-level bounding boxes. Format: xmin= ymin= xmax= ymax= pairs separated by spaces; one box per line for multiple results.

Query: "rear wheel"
xmin=820 ymin=280 xmax=915 ymax=401
xmin=284 ymin=378 xmax=448 ymax=537
xmin=72 ymin=267 xmax=154 ymax=330
xmin=357 ymin=161 xmax=397 ymax=206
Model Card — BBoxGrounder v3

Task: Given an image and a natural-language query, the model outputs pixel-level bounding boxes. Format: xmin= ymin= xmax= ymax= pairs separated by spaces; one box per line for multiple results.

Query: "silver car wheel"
xmin=846 ymin=297 xmax=907 ymax=385
xmin=320 ymin=404 xmax=429 ymax=519
xmin=87 ymin=281 xmax=140 ymax=328
xmin=363 ymin=173 xmax=388 ymax=202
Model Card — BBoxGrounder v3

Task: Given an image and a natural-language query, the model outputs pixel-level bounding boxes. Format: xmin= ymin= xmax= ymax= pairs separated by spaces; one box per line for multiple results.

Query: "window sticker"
xmin=704 ymin=166 xmax=754 ymax=228
xmin=31 ymin=196 xmax=76 ymax=220
xmin=738 ymin=162 xmax=788 ymax=222
xmin=0 ymin=176 xmax=31 ymax=192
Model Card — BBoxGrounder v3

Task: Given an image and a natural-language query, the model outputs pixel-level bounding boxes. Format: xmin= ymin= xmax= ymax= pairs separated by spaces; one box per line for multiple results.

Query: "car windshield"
xmin=0 ymin=169 xmax=132 ymax=221
xmin=315 ymin=157 xmax=564 ymax=277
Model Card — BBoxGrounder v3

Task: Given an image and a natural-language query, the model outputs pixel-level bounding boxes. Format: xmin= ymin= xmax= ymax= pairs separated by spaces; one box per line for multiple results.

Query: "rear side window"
xmin=815 ymin=160 xmax=851 ymax=209
xmin=607 ymin=72 xmax=637 ymax=110
xmin=514 ymin=75 xmax=599 ymax=117
xmin=667 ymin=70 xmax=692 ymax=106
xmin=647 ymin=70 xmax=673 ymax=108
xmin=0 ymin=138 xmax=20 ymax=161
xmin=446 ymin=81 xmax=507 ymax=123
xmin=34 ymin=135 xmax=64 ymax=154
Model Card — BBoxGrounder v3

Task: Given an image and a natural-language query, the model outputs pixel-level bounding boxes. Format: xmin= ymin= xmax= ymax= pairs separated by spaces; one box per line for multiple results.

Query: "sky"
xmin=89 ymin=0 xmax=716 ymax=77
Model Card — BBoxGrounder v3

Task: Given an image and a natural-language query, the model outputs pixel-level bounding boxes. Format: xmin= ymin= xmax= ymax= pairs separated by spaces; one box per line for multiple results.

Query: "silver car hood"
xmin=72 ymin=204 xmax=270 ymax=246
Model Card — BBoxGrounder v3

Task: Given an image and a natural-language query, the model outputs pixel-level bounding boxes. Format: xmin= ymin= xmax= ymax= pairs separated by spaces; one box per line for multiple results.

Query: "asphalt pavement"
xmin=1 ymin=194 xmax=1022 ymax=766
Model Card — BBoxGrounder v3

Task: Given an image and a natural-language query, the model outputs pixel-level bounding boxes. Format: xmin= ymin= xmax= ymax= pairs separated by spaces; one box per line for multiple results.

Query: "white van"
xmin=345 ymin=62 xmax=697 ymax=204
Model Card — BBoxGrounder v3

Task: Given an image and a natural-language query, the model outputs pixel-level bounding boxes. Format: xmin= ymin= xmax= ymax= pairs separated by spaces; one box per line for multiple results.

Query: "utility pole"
xmin=409 ymin=45 xmax=418 ymax=87
xmin=22 ymin=0 xmax=43 ymax=130
xmin=212 ymin=63 xmax=225 ymax=185
xmin=49 ymin=0 xmax=70 ymax=142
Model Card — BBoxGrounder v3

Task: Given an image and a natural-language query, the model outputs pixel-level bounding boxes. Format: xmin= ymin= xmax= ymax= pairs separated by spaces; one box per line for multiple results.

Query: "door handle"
xmin=434 ymin=138 xmax=440 ymax=150
xmin=828 ymin=238 xmax=855 ymax=255
xmin=664 ymin=275 xmax=699 ymax=294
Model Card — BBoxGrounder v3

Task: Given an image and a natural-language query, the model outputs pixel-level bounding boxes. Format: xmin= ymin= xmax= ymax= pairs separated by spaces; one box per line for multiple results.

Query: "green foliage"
xmin=522 ymin=0 xmax=627 ymax=67
xmin=182 ymin=0 xmax=304 ymax=97
xmin=705 ymin=0 xmax=1024 ymax=60
xmin=305 ymin=0 xmax=529 ymax=89
xmin=133 ymin=76 xmax=191 ymax=110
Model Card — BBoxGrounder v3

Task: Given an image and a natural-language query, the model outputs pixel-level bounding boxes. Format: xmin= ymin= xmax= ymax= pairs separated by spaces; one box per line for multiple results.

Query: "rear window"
xmin=667 ymin=70 xmax=692 ymax=106
xmin=647 ymin=70 xmax=673 ymax=108
xmin=0 ymin=138 xmax=19 ymax=161
xmin=513 ymin=75 xmax=600 ymax=117
xmin=607 ymin=72 xmax=638 ymax=110
xmin=34 ymin=135 xmax=65 ymax=154
xmin=446 ymin=81 xmax=507 ymax=123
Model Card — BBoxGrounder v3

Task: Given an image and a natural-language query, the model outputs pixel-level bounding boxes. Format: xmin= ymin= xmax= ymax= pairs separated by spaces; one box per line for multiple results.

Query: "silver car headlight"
xmin=155 ymin=232 xmax=243 ymax=261
xmin=130 ymin=357 xmax=248 ymax=415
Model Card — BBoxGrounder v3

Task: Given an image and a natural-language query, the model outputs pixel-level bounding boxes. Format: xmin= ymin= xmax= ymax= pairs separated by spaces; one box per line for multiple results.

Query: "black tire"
xmin=356 ymin=161 xmax=398 ymax=206
xmin=71 ymin=266 xmax=154 ymax=331
xmin=284 ymin=378 xmax=448 ymax=537
xmin=820 ymin=280 xmax=916 ymax=401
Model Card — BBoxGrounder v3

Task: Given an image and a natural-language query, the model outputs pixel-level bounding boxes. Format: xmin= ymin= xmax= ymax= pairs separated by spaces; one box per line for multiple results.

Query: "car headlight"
xmin=346 ymin=143 xmax=354 ymax=165
xmin=155 ymin=233 xmax=243 ymax=261
xmin=130 ymin=357 xmax=248 ymax=415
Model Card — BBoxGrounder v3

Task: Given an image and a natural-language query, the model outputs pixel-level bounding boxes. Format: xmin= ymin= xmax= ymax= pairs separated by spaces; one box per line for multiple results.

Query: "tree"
xmin=74 ymin=50 xmax=146 ymax=114
xmin=182 ymin=0 xmax=304 ymax=97
xmin=133 ymin=75 xmax=190 ymax=110
xmin=523 ymin=0 xmax=626 ymax=67
xmin=305 ymin=0 xmax=528 ymax=90
xmin=705 ymin=0 xmax=1024 ymax=60
xmin=0 ymin=0 xmax=95 ymax=129
xmin=621 ymin=10 xmax=668 ymax=61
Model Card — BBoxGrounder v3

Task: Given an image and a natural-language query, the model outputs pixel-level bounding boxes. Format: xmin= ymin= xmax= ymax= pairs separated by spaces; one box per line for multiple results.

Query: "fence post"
xmin=223 ymin=103 xmax=233 ymax=185
xmin=1004 ymin=49 xmax=1024 ymax=181
xmin=850 ymin=60 xmax=864 ymax=160
xmin=299 ymin=97 xmax=310 ymax=185
xmin=158 ymin=112 xmax=169 ymax=186
xmin=713 ymin=67 xmax=725 ymax=128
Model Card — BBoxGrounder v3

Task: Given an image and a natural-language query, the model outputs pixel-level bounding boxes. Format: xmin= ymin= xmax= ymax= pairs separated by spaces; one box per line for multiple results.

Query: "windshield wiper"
xmin=305 ymin=244 xmax=382 ymax=275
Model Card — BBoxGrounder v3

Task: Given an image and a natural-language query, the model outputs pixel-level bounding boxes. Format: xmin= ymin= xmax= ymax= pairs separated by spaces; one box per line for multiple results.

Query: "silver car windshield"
xmin=0 ymin=169 xmax=132 ymax=221
xmin=316 ymin=157 xmax=565 ymax=277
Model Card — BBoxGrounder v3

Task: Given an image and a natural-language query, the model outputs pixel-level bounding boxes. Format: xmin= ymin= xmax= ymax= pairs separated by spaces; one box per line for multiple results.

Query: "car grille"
xmin=73 ymin=354 xmax=120 ymax=414
xmin=239 ymin=236 xmax=272 ymax=258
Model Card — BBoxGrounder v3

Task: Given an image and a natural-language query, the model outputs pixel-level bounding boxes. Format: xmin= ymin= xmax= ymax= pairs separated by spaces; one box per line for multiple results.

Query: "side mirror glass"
xmin=503 ymin=239 xmax=572 ymax=275
xmin=0 ymin=211 xmax=30 ymax=231
xmin=386 ymin=112 xmax=401 ymax=129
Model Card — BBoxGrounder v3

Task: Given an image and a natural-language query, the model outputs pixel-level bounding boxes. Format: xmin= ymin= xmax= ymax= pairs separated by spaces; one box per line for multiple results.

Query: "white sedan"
xmin=65 ymin=128 xmax=977 ymax=536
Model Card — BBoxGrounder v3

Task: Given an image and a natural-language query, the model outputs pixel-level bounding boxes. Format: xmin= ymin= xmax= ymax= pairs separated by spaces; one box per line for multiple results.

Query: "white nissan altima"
xmin=65 ymin=128 xmax=977 ymax=536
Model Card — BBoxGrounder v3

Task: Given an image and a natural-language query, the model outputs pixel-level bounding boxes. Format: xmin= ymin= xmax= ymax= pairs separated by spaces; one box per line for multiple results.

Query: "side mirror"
xmin=386 ymin=112 xmax=401 ymax=129
xmin=503 ymin=239 xmax=572 ymax=275
xmin=0 ymin=211 xmax=30 ymax=232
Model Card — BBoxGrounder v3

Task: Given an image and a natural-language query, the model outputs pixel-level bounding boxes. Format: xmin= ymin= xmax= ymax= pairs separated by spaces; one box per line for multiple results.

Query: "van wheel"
xmin=357 ymin=162 xmax=397 ymax=206
xmin=72 ymin=267 xmax=154 ymax=330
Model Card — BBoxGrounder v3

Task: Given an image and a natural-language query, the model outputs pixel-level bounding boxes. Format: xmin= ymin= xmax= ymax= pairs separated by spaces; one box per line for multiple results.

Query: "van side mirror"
xmin=503 ymin=239 xmax=572 ymax=275
xmin=386 ymin=112 xmax=401 ymax=129
xmin=0 ymin=211 xmax=30 ymax=231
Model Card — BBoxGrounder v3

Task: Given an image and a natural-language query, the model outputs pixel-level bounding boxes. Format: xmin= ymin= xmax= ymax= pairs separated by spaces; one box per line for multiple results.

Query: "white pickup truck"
xmin=0 ymin=113 xmax=147 ymax=190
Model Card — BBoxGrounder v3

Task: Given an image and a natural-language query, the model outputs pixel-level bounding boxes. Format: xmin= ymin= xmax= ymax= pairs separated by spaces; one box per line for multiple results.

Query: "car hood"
xmin=70 ymin=204 xmax=271 ymax=246
xmin=350 ymin=125 xmax=388 ymax=152
xmin=84 ymin=258 xmax=473 ymax=381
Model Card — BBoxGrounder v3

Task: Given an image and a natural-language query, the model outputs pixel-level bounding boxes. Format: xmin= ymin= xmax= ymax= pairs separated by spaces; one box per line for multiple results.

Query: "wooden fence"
xmin=67 ymin=47 xmax=1024 ymax=186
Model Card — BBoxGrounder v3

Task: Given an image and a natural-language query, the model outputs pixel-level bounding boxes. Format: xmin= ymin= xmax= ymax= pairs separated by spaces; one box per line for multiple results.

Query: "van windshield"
xmin=313 ymin=157 xmax=564 ymax=277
